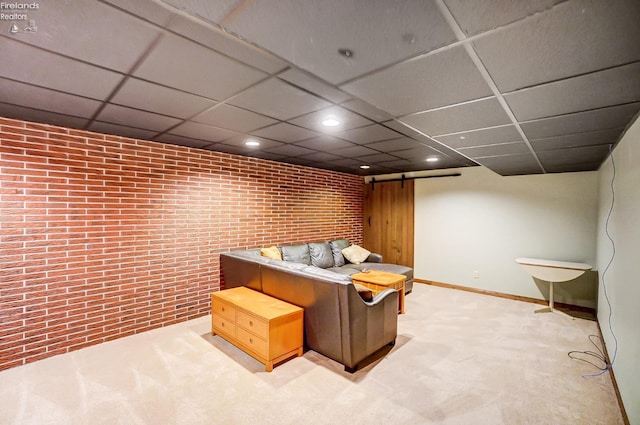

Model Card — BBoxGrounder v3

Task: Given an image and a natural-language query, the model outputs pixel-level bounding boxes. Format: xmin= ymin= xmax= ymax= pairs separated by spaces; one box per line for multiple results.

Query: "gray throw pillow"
xmin=309 ymin=242 xmax=334 ymax=269
xmin=329 ymin=239 xmax=350 ymax=267
xmin=280 ymin=244 xmax=311 ymax=265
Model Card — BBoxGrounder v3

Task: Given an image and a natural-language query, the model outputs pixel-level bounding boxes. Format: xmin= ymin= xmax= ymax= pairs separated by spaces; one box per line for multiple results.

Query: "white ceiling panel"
xmin=436 ymin=125 xmax=522 ymax=149
xmin=169 ymin=121 xmax=237 ymax=142
xmin=335 ymin=124 xmax=401 ymax=145
xmin=96 ymin=104 xmax=181 ymax=132
xmin=278 ymin=69 xmax=351 ymax=103
xmin=288 ymin=106 xmax=373 ymax=133
xmin=250 ymin=122 xmax=320 ymax=143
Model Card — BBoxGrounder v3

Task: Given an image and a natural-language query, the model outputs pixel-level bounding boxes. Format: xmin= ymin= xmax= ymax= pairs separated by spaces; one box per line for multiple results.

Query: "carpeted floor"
xmin=0 ymin=283 xmax=624 ymax=424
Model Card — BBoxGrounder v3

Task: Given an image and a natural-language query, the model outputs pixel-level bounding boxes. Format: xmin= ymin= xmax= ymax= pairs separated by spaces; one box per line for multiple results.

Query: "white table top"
xmin=515 ymin=257 xmax=592 ymax=271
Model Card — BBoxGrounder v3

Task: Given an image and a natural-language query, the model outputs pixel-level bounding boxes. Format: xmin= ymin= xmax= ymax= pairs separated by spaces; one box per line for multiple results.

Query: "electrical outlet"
xmin=473 ymin=270 xmax=479 ymax=279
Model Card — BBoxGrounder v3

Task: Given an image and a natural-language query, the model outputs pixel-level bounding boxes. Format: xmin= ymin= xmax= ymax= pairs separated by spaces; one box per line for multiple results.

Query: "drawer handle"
xmin=249 ymin=320 xmax=253 ymax=327
xmin=221 ymin=306 xmax=225 ymax=312
xmin=221 ymin=322 xmax=225 ymax=327
xmin=249 ymin=338 xmax=253 ymax=344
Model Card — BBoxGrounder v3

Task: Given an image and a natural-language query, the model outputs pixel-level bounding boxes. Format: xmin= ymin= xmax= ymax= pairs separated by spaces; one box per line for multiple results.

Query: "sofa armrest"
xmin=339 ymin=284 xmax=398 ymax=371
xmin=366 ymin=252 xmax=383 ymax=263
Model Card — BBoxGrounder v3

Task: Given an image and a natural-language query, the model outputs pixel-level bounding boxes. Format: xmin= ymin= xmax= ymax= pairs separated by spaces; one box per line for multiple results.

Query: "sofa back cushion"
xmin=329 ymin=239 xmax=350 ymax=267
xmin=309 ymin=242 xmax=335 ymax=269
xmin=281 ymin=243 xmax=311 ymax=265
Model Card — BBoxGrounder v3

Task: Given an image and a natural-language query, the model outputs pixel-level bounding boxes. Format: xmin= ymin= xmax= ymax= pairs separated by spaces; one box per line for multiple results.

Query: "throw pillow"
xmin=260 ymin=246 xmax=282 ymax=260
xmin=329 ymin=239 xmax=350 ymax=267
xmin=341 ymin=244 xmax=371 ymax=265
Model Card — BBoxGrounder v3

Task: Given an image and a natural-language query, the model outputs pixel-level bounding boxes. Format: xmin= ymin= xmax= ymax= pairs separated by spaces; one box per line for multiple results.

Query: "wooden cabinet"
xmin=211 ymin=287 xmax=303 ymax=372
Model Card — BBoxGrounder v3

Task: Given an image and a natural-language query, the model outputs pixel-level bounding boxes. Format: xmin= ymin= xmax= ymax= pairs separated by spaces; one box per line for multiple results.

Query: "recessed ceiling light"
xmin=426 ymin=157 xmax=439 ymax=162
xmin=459 ymin=136 xmax=466 ymax=140
xmin=244 ymin=139 xmax=261 ymax=147
xmin=360 ymin=165 xmax=370 ymax=169
xmin=321 ymin=117 xmax=341 ymax=127
xmin=338 ymin=48 xmax=353 ymax=58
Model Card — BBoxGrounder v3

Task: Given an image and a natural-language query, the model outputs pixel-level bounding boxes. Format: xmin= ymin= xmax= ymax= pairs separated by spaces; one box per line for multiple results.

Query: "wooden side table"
xmin=211 ymin=287 xmax=303 ymax=372
xmin=351 ymin=270 xmax=406 ymax=314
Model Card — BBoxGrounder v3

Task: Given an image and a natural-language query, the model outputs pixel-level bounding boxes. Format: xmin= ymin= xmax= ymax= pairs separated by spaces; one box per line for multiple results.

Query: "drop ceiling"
xmin=1 ymin=0 xmax=639 ymax=176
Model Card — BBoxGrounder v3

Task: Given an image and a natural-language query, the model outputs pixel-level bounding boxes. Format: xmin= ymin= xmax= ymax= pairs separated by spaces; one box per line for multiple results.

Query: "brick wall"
xmin=0 ymin=117 xmax=364 ymax=371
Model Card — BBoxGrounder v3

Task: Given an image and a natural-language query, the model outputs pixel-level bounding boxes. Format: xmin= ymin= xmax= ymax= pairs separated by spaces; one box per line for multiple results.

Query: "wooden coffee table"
xmin=351 ymin=270 xmax=406 ymax=314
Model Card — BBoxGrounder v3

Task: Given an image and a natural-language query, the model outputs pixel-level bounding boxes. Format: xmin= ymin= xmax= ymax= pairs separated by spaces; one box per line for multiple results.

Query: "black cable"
xmin=567 ymin=144 xmax=619 ymax=378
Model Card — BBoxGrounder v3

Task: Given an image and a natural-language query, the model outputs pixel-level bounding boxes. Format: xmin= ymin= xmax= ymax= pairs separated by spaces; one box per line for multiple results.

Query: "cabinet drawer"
xmin=212 ymin=300 xmax=236 ymax=322
xmin=236 ymin=327 xmax=267 ymax=357
xmin=212 ymin=315 xmax=236 ymax=336
xmin=237 ymin=310 xmax=268 ymax=337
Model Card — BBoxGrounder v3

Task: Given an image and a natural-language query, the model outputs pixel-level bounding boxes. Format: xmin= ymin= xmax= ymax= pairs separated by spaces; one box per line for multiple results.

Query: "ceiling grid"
xmin=0 ymin=0 xmax=638 ymax=176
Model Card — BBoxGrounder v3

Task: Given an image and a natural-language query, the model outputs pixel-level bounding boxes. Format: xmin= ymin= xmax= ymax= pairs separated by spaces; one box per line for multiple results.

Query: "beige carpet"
xmin=0 ymin=283 xmax=624 ymax=425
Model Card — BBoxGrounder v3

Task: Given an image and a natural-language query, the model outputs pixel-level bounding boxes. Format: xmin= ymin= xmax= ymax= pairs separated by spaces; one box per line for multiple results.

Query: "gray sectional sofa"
xmin=219 ymin=239 xmax=413 ymax=372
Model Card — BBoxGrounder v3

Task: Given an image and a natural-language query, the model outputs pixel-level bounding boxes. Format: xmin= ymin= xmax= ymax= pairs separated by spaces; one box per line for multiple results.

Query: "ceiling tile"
xmin=168 ymin=13 xmax=288 ymax=74
xmin=1 ymin=38 xmax=122 ymax=100
xmin=474 ymin=153 xmax=543 ymax=175
xmin=356 ymin=153 xmax=400 ymax=164
xmin=0 ymin=103 xmax=89 ymax=130
xmin=436 ymin=125 xmax=521 ymax=149
xmin=297 ymin=151 xmax=344 ymax=162
xmin=223 ymin=0 xmax=456 ymax=84
xmin=89 ymin=122 xmax=158 ymax=140
xmin=400 ymin=98 xmax=511 ymax=136
xmin=330 ymin=145 xmax=380 ymax=158
xmin=102 ymin=0 xmax=174 ymax=26
xmin=264 ymin=144 xmax=316 ymax=157
xmin=335 ymin=124 xmax=401 ymax=144
xmin=363 ymin=137 xmax=425 ymax=152
xmin=278 ymin=69 xmax=351 ymax=103
xmin=458 ymin=142 xmax=531 ymax=158
xmin=537 ymin=145 xmax=611 ymax=169
xmin=288 ymin=106 xmax=373 ymax=133
xmin=250 ymin=122 xmax=320 ymax=143
xmin=342 ymin=46 xmax=493 ymax=116
xmin=96 ymin=104 xmax=182 ymax=132
xmin=340 ymin=99 xmax=394 ymax=122
xmin=111 ymin=78 xmax=216 ymax=119
xmin=161 ymin=0 xmax=239 ymax=23
xmin=134 ymin=33 xmax=267 ymax=101
xmin=219 ymin=135 xmax=284 ymax=150
xmin=0 ymin=78 xmax=101 ymax=118
xmin=474 ymin=0 xmax=640 ymax=92
xmin=520 ymin=102 xmax=640 ymax=140
xmin=192 ymin=104 xmax=277 ymax=132
xmin=389 ymin=146 xmax=444 ymax=160
xmin=8 ymin=1 xmax=161 ymax=72
xmin=443 ymin=0 xmax=564 ymax=36
xmin=504 ymin=62 xmax=640 ymax=121
xmin=169 ymin=122 xmax=238 ymax=142
xmin=229 ymin=78 xmax=331 ymax=120
xmin=531 ymin=128 xmax=623 ymax=152
xmin=155 ymin=134 xmax=213 ymax=149
xmin=294 ymin=136 xmax=355 ymax=151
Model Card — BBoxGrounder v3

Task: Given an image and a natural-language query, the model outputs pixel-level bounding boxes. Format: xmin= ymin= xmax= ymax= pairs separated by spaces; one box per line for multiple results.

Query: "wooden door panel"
xmin=363 ymin=179 xmax=413 ymax=268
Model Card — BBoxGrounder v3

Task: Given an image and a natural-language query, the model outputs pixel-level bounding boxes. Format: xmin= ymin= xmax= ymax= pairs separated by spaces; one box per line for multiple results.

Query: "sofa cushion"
xmin=260 ymin=246 xmax=282 ymax=260
xmin=329 ymin=239 xmax=350 ymax=267
xmin=309 ymin=242 xmax=334 ymax=269
xmin=281 ymin=244 xmax=311 ymax=265
xmin=342 ymin=244 xmax=371 ymax=265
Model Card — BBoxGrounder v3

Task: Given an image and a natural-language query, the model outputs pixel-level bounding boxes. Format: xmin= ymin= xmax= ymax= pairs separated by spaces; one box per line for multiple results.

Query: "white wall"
xmin=414 ymin=166 xmax=599 ymax=307
xmin=597 ymin=115 xmax=640 ymax=424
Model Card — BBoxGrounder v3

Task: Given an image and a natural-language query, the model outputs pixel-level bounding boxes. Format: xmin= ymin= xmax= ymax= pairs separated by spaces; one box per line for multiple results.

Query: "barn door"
xmin=363 ymin=179 xmax=414 ymax=268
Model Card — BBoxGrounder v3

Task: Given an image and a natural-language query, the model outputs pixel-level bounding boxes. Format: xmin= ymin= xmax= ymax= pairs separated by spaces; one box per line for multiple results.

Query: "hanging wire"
xmin=568 ymin=144 xmax=619 ymax=378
